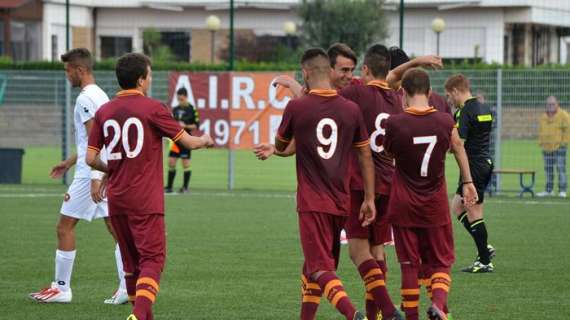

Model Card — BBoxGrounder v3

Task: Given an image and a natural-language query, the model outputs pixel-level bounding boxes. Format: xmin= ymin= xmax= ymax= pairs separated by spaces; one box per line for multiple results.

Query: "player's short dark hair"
xmin=444 ymin=74 xmax=471 ymax=93
xmin=363 ymin=44 xmax=391 ymax=78
xmin=402 ymin=68 xmax=431 ymax=97
xmin=60 ymin=48 xmax=94 ymax=71
xmin=388 ymin=46 xmax=410 ymax=70
xmin=115 ymin=53 xmax=152 ymax=90
xmin=327 ymin=43 xmax=357 ymax=68
xmin=176 ymin=87 xmax=188 ymax=96
xmin=301 ymin=48 xmax=331 ymax=79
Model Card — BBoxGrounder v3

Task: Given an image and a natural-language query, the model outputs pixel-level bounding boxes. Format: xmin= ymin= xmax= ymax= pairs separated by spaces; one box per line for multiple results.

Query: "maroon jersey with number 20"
xmin=384 ymin=107 xmax=455 ymax=227
xmin=277 ymin=90 xmax=370 ymax=216
xmin=88 ymin=90 xmax=184 ymax=216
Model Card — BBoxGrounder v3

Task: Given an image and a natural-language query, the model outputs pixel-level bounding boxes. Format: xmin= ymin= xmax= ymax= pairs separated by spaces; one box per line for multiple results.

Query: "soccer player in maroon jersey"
xmin=383 ymin=68 xmax=478 ymax=320
xmin=85 ymin=53 xmax=214 ymax=320
xmin=338 ymin=44 xmax=403 ymax=320
xmin=275 ymin=48 xmax=375 ymax=320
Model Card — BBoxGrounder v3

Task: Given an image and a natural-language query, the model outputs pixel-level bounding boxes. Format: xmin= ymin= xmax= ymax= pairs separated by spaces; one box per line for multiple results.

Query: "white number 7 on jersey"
xmin=413 ymin=135 xmax=437 ymax=177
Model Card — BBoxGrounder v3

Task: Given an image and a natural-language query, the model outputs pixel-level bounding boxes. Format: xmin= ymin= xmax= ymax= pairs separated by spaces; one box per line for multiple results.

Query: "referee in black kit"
xmin=165 ymin=87 xmax=200 ymax=193
xmin=444 ymin=74 xmax=496 ymax=273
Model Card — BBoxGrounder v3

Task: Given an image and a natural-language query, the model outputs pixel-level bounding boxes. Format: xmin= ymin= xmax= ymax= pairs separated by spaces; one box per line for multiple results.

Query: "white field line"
xmin=0 ymin=191 xmax=568 ymax=206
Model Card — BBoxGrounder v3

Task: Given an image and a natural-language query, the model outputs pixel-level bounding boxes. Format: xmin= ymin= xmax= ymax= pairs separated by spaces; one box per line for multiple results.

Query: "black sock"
xmin=470 ymin=219 xmax=490 ymax=264
xmin=457 ymin=212 xmax=471 ymax=234
xmin=183 ymin=170 xmax=192 ymax=189
xmin=167 ymin=169 xmax=176 ymax=189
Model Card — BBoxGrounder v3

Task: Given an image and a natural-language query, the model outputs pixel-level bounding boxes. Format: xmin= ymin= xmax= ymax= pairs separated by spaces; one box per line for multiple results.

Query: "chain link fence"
xmin=1 ymin=69 xmax=568 ymax=195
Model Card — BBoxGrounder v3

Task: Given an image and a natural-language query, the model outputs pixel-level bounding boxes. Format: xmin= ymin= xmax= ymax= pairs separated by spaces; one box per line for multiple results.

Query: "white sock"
xmin=115 ymin=244 xmax=126 ymax=291
xmin=55 ymin=249 xmax=76 ymax=292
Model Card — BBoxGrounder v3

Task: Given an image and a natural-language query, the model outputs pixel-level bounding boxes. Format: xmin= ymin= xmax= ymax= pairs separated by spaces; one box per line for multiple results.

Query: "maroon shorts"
xmin=392 ymin=224 xmax=454 ymax=268
xmin=298 ymin=211 xmax=346 ymax=275
xmin=110 ymin=214 xmax=166 ymax=275
xmin=345 ymin=191 xmax=393 ymax=246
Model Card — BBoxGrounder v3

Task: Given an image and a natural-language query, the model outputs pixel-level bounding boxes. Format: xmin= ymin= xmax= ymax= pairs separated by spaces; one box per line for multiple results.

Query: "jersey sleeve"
xmin=87 ymin=114 xmax=104 ymax=153
xmin=191 ymin=105 xmax=200 ymax=126
xmin=456 ymin=106 xmax=474 ymax=139
xmin=276 ymin=101 xmax=295 ymax=143
xmin=151 ymin=103 xmax=185 ymax=142
xmin=76 ymin=95 xmax=97 ymax=124
xmin=353 ymin=108 xmax=370 ymax=147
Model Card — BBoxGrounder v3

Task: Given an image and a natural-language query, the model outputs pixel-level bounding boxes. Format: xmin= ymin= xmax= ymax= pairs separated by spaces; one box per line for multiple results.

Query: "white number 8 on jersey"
xmin=316 ymin=118 xmax=338 ymax=159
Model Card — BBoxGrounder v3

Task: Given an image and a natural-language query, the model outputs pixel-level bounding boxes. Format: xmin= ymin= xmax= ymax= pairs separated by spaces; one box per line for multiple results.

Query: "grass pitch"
xmin=1 ymin=143 xmax=569 ymax=319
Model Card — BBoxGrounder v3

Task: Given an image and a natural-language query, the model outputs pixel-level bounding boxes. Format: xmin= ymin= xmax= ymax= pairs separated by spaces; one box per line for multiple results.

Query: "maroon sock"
xmin=125 ymin=272 xmax=138 ymax=305
xmin=301 ymin=274 xmax=321 ymax=320
xmin=358 ymin=259 xmax=396 ymax=317
xmin=400 ymin=264 xmax=420 ymax=320
xmin=376 ymin=260 xmax=388 ymax=281
xmin=317 ymin=272 xmax=356 ymax=320
xmin=133 ymin=276 xmax=160 ymax=320
xmin=365 ymin=293 xmax=379 ymax=320
xmin=430 ymin=271 xmax=451 ymax=312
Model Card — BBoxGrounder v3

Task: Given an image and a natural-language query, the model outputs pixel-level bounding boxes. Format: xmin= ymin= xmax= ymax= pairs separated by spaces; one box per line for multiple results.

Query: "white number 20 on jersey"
xmin=316 ymin=118 xmax=338 ymax=159
xmin=413 ymin=135 xmax=437 ymax=177
xmin=103 ymin=117 xmax=144 ymax=160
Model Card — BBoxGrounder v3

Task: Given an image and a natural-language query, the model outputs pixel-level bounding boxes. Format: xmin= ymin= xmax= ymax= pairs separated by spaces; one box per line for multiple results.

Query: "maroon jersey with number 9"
xmin=383 ymin=107 xmax=455 ymax=227
xmin=276 ymin=90 xmax=370 ymax=216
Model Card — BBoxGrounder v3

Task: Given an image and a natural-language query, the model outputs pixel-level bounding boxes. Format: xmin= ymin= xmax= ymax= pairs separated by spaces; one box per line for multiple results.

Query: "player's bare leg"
xmin=29 ymin=215 xmax=79 ymax=303
xmin=103 ymin=218 xmax=128 ymax=305
xmin=349 ymin=239 xmax=401 ymax=320
xmin=180 ymin=158 xmax=191 ymax=193
xmin=452 ymin=195 xmax=494 ymax=272
xmin=165 ymin=157 xmax=177 ymax=193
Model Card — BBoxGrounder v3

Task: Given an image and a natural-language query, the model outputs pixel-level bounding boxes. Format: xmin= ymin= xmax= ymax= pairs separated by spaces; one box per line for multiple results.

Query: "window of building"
xmin=100 ymin=36 xmax=133 ymax=59
xmin=159 ymin=31 xmax=190 ymax=61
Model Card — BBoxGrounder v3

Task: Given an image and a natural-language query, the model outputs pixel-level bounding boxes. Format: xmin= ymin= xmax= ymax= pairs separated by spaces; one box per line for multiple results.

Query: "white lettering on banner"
xmin=232 ymin=76 xmax=255 ymax=109
xmin=268 ymin=78 xmax=290 ymax=110
xmin=209 ymin=75 xmax=218 ymax=109
xmin=171 ymin=75 xmax=197 ymax=107
xmin=199 ymin=119 xmax=211 ymax=136
xmin=269 ymin=115 xmax=282 ymax=144
xmin=248 ymin=121 xmax=260 ymax=145
xmin=214 ymin=120 xmax=230 ymax=145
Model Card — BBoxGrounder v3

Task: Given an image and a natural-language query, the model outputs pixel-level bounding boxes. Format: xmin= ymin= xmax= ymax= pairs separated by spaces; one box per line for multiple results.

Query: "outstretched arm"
xmin=253 ymin=139 xmax=296 ymax=160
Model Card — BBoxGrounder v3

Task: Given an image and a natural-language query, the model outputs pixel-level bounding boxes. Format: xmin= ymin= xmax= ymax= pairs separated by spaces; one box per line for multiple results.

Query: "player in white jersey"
xmin=29 ymin=48 xmax=127 ymax=304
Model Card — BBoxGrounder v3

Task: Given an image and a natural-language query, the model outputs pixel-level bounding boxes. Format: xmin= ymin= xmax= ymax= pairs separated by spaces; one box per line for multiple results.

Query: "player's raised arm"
xmin=273 ymin=75 xmax=305 ymax=98
xmin=450 ymin=127 xmax=478 ymax=207
xmin=386 ymin=55 xmax=443 ymax=90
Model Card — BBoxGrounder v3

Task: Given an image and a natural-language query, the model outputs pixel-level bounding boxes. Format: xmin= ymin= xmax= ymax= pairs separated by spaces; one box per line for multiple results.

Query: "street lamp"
xmin=431 ymin=17 xmax=446 ymax=56
xmin=206 ymin=15 xmax=221 ymax=63
xmin=283 ymin=21 xmax=296 ymax=50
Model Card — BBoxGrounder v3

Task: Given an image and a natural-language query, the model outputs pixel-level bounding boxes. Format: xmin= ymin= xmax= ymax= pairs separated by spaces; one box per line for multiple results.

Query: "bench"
xmin=489 ymin=169 xmax=536 ymax=198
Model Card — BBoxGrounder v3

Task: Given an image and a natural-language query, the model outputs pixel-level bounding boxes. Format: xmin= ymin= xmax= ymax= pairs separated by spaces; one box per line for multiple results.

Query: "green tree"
xmin=143 ymin=28 xmax=174 ymax=62
xmin=298 ymin=0 xmax=388 ymax=55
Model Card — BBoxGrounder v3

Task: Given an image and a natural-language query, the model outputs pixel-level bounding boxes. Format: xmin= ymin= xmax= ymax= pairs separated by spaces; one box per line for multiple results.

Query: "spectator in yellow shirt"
xmin=538 ymin=96 xmax=569 ymax=198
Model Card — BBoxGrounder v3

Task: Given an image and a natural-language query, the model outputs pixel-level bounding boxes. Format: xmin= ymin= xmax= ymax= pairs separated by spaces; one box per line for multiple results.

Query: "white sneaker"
xmin=29 ymin=282 xmax=72 ymax=303
xmin=104 ymin=288 xmax=129 ymax=305
xmin=536 ymin=191 xmax=553 ymax=197
xmin=340 ymin=229 xmax=348 ymax=245
xmin=560 ymin=192 xmax=567 ymax=198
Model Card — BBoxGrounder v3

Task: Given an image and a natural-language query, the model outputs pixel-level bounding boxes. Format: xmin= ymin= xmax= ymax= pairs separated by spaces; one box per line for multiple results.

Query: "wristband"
xmin=462 ymin=181 xmax=473 ymax=185
xmin=91 ymin=170 xmax=104 ymax=180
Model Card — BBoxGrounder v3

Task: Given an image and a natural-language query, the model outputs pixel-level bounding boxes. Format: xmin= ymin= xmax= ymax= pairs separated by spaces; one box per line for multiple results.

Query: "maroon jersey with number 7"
xmin=276 ymin=90 xmax=370 ymax=216
xmin=383 ymin=107 xmax=455 ymax=227
xmin=88 ymin=90 xmax=184 ymax=216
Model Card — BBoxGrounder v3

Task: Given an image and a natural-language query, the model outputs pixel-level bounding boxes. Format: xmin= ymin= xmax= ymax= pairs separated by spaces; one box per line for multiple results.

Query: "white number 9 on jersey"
xmin=103 ymin=117 xmax=144 ymax=160
xmin=316 ymin=118 xmax=338 ymax=159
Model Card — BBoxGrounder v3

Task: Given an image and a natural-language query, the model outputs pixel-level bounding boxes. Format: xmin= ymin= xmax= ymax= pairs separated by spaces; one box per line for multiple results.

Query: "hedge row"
xmin=0 ymin=57 xmax=568 ymax=71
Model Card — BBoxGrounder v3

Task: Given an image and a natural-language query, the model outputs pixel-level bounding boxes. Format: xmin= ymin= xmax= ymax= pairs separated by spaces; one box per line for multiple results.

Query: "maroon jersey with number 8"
xmin=383 ymin=107 xmax=455 ymax=227
xmin=277 ymin=90 xmax=370 ymax=216
xmin=88 ymin=90 xmax=184 ymax=216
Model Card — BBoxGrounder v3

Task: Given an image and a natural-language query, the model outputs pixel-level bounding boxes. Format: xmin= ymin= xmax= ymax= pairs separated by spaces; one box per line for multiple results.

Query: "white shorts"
xmin=60 ymin=178 xmax=108 ymax=222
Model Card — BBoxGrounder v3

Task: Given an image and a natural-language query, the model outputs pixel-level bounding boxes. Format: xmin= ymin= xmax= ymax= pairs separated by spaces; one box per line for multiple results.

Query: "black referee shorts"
xmin=169 ymin=145 xmax=192 ymax=160
xmin=456 ymin=158 xmax=493 ymax=204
